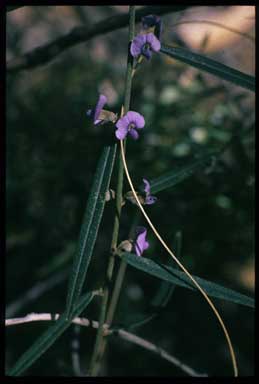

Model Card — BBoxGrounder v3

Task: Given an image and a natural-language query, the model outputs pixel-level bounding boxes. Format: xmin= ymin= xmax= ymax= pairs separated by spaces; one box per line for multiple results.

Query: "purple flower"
xmin=130 ymin=33 xmax=161 ymax=60
xmin=115 ymin=111 xmax=145 ymax=140
xmin=143 ymin=178 xmax=157 ymax=205
xmin=142 ymin=15 xmax=162 ymax=40
xmin=86 ymin=94 xmax=107 ymax=125
xmin=134 ymin=227 xmax=149 ymax=256
xmin=86 ymin=94 xmax=117 ymax=125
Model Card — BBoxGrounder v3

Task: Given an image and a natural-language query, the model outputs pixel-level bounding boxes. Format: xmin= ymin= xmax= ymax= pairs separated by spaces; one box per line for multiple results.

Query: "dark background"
xmin=6 ymin=6 xmax=255 ymax=376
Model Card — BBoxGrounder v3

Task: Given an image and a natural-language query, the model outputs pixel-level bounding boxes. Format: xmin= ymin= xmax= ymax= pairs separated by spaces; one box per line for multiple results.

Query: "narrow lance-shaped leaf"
xmin=160 ymin=44 xmax=255 ymax=92
xmin=142 ymin=151 xmax=218 ymax=195
xmin=121 ymin=253 xmax=255 ymax=308
xmin=66 ymin=145 xmax=116 ymax=316
xmin=8 ymin=291 xmax=96 ymax=376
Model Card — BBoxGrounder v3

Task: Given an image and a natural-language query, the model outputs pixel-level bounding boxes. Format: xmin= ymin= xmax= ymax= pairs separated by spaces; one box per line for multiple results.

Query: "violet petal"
xmin=146 ymin=33 xmax=161 ymax=52
xmin=94 ymin=94 xmax=107 ymax=122
xmin=130 ymin=34 xmax=146 ymax=58
xmin=129 ymin=128 xmax=139 ymax=140
xmin=127 ymin=111 xmax=145 ymax=129
xmin=115 ymin=126 xmax=128 ymax=140
xmin=116 ymin=116 xmax=128 ymax=131
xmin=94 ymin=119 xmax=106 ymax=126
xmin=115 ymin=116 xmax=129 ymax=140
xmin=143 ymin=178 xmax=151 ymax=194
xmin=134 ymin=227 xmax=149 ymax=256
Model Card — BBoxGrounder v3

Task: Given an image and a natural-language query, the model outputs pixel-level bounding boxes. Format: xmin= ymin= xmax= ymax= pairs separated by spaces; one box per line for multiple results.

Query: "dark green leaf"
xmin=144 ymin=152 xmax=218 ymax=194
xmin=160 ymin=44 xmax=255 ymax=92
xmin=66 ymin=145 xmax=116 ymax=316
xmin=121 ymin=253 xmax=254 ymax=308
xmin=8 ymin=291 xmax=96 ymax=376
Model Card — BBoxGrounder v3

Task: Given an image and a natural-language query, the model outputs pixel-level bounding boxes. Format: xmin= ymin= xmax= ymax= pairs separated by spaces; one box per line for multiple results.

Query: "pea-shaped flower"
xmin=130 ymin=32 xmax=161 ymax=60
xmin=124 ymin=178 xmax=157 ymax=206
xmin=143 ymin=178 xmax=157 ymax=205
xmin=86 ymin=94 xmax=117 ymax=125
xmin=134 ymin=227 xmax=149 ymax=256
xmin=115 ymin=111 xmax=145 ymax=140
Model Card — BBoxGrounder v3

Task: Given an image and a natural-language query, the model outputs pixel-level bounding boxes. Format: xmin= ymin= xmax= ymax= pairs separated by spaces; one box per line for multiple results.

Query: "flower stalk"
xmin=106 ymin=210 xmax=141 ymax=325
xmin=88 ymin=6 xmax=136 ymax=376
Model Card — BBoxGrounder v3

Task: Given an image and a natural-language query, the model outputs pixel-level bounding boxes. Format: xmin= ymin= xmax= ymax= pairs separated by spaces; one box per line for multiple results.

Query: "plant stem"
xmin=88 ymin=6 xmax=135 ymax=376
xmin=106 ymin=211 xmax=140 ymax=325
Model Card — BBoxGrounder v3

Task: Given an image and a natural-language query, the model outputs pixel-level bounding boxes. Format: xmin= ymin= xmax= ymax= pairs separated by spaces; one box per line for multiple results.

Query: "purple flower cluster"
xmin=87 ymin=96 xmax=145 ymax=141
xmin=86 ymin=16 xmax=162 ymax=141
xmin=86 ymin=17 xmax=163 ymax=258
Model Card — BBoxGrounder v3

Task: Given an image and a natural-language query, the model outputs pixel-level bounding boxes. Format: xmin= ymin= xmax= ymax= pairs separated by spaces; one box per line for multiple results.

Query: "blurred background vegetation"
xmin=6 ymin=6 xmax=255 ymax=376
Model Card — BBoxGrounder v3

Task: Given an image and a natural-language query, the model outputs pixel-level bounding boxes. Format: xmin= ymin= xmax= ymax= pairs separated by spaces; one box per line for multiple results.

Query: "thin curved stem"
xmin=119 ymin=139 xmax=238 ymax=377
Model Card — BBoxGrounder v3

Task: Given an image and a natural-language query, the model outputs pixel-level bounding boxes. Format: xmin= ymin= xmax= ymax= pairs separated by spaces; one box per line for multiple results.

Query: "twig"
xmin=6 ymin=5 xmax=190 ymax=74
xmin=5 ymin=313 xmax=106 ymax=329
xmin=5 ymin=313 xmax=207 ymax=377
xmin=117 ymin=329 xmax=207 ymax=377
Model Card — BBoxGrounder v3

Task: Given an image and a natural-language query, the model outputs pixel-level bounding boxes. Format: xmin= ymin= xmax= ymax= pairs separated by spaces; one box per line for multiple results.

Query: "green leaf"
xmin=121 ymin=253 xmax=254 ymax=308
xmin=8 ymin=291 xmax=96 ymax=376
xmin=145 ymin=152 xmax=218 ymax=194
xmin=66 ymin=145 xmax=116 ymax=316
xmin=160 ymin=44 xmax=255 ymax=92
